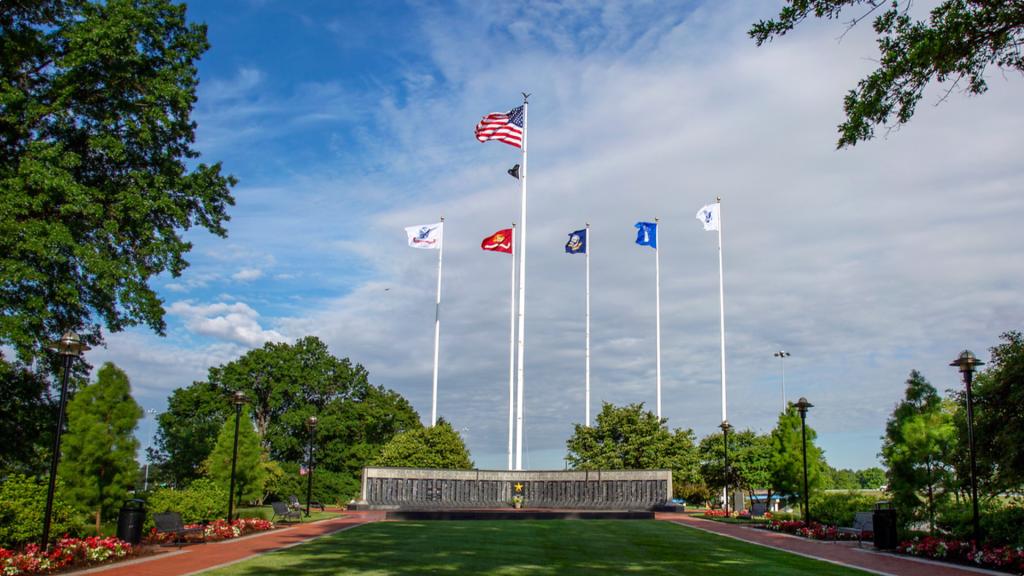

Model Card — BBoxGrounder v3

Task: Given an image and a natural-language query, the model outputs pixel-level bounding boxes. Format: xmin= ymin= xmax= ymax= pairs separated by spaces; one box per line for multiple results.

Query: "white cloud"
xmin=168 ymin=301 xmax=287 ymax=347
xmin=232 ymin=267 xmax=264 ymax=282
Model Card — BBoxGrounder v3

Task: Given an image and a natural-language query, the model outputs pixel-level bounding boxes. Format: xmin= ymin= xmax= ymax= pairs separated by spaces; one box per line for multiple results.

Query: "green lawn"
xmin=201 ymin=520 xmax=871 ymax=575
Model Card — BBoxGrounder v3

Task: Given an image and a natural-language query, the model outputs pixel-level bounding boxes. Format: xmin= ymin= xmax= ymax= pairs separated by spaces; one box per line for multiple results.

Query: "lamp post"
xmin=950 ymin=350 xmax=984 ymax=543
xmin=305 ymin=415 xmax=318 ymax=517
xmin=774 ymin=350 xmax=790 ymax=411
xmin=719 ymin=420 xmax=733 ymax=515
xmin=227 ymin=391 xmax=246 ymax=522
xmin=794 ymin=397 xmax=813 ymax=526
xmin=42 ymin=331 xmax=90 ymax=549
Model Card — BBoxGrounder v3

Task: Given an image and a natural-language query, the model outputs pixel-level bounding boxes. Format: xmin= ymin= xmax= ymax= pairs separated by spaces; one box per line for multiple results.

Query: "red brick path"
xmin=656 ymin=512 xmax=1006 ymax=576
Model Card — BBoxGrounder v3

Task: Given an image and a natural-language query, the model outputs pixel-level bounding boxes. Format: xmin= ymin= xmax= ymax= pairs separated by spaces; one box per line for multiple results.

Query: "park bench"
xmin=837 ymin=512 xmax=874 ymax=547
xmin=153 ymin=511 xmax=206 ymax=547
xmin=272 ymin=500 xmax=302 ymax=523
xmin=289 ymin=494 xmax=325 ymax=513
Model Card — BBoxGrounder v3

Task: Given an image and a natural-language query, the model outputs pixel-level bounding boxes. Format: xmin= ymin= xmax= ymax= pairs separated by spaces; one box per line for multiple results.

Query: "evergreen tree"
xmin=769 ymin=404 xmax=826 ymax=513
xmin=150 ymin=381 xmax=231 ymax=486
xmin=59 ymin=362 xmax=142 ymax=529
xmin=881 ymin=370 xmax=956 ymax=530
xmin=373 ymin=419 xmax=472 ymax=469
xmin=205 ymin=405 xmax=266 ymax=508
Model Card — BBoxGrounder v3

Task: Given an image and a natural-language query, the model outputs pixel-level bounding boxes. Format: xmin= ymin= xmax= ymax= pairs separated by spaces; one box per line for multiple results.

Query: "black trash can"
xmin=116 ymin=499 xmax=146 ymax=545
xmin=872 ymin=501 xmax=898 ymax=549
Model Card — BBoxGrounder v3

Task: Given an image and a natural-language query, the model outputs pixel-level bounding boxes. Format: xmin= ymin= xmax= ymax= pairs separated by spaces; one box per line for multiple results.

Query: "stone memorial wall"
xmin=353 ymin=467 xmax=673 ymax=510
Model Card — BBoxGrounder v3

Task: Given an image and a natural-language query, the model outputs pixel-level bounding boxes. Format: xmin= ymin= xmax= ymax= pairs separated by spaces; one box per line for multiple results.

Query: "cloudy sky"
xmin=88 ymin=0 xmax=1024 ymax=472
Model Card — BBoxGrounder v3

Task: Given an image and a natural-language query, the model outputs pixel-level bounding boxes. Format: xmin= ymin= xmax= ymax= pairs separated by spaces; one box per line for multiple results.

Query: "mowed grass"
xmin=201 ymin=520 xmax=872 ymax=575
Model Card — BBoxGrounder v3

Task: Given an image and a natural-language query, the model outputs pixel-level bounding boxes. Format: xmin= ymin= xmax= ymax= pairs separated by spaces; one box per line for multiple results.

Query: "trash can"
xmin=872 ymin=501 xmax=898 ymax=550
xmin=116 ymin=499 xmax=146 ymax=545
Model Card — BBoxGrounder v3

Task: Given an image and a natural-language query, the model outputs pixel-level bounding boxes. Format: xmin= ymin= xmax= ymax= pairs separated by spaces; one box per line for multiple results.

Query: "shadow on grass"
xmin=203 ymin=521 xmax=871 ymax=576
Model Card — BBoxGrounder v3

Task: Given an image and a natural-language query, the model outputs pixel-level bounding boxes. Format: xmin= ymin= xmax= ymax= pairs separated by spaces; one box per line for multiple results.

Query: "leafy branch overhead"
xmin=750 ymin=1 xmax=1024 ymax=147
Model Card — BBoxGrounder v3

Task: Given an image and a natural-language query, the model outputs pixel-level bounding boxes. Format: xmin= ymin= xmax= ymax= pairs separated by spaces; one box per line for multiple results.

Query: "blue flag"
xmin=635 ymin=221 xmax=657 ymax=249
xmin=565 ymin=229 xmax=587 ymax=254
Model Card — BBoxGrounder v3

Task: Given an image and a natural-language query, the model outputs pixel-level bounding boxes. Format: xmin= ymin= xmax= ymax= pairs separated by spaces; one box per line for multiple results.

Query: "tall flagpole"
xmin=585 ymin=223 xmax=591 ymax=426
xmin=655 ymin=217 xmax=662 ymax=420
xmin=515 ymin=94 xmax=529 ymax=470
xmin=508 ymin=223 xmax=516 ymax=470
xmin=717 ymin=198 xmax=727 ymax=423
xmin=432 ymin=216 xmax=444 ymax=427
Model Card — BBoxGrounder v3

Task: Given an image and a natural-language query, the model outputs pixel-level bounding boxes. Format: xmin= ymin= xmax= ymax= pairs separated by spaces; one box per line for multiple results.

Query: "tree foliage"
xmin=769 ymin=404 xmax=827 ymax=508
xmin=750 ymin=1 xmax=1024 ymax=147
xmin=150 ymin=381 xmax=231 ymax=486
xmin=0 ymin=354 xmax=55 ymax=475
xmin=374 ymin=420 xmax=473 ymax=469
xmin=0 ymin=474 xmax=77 ymax=548
xmin=59 ymin=362 xmax=142 ymax=525
xmin=204 ymin=405 xmax=266 ymax=507
xmin=0 ymin=0 xmax=236 ymax=360
xmin=972 ymin=330 xmax=1024 ymax=490
xmin=699 ymin=429 xmax=774 ymax=502
xmin=565 ymin=402 xmax=701 ymax=497
xmin=881 ymin=370 xmax=957 ymax=529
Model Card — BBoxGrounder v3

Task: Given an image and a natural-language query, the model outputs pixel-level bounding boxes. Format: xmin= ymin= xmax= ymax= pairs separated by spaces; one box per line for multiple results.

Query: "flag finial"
xmin=522 ymin=92 xmax=531 ymax=102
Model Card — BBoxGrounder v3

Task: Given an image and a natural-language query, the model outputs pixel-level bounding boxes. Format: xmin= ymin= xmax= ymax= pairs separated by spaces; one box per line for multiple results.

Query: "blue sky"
xmin=88 ymin=0 xmax=1024 ymax=472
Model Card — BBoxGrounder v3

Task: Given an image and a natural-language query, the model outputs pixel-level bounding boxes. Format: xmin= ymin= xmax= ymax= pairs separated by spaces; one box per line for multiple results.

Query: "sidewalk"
xmin=657 ymin=513 xmax=1007 ymax=576
xmin=77 ymin=511 xmax=384 ymax=576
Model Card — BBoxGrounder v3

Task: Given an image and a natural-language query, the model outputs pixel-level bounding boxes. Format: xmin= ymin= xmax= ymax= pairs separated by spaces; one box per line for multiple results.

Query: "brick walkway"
xmin=657 ymin=513 xmax=1006 ymax=576
xmin=77 ymin=511 xmax=383 ymax=576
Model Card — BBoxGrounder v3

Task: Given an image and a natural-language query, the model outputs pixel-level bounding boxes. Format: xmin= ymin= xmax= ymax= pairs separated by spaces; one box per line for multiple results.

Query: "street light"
xmin=719 ymin=420 xmax=733 ymax=515
xmin=42 ymin=331 xmax=90 ymax=549
xmin=794 ymin=397 xmax=813 ymax=526
xmin=774 ymin=351 xmax=790 ymax=411
xmin=305 ymin=415 xmax=318 ymax=517
xmin=950 ymin=350 xmax=984 ymax=543
xmin=227 ymin=391 xmax=246 ymax=522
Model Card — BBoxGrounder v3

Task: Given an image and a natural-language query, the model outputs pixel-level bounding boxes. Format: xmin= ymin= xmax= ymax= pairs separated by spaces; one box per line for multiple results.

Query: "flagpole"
xmin=508 ymin=223 xmax=516 ymax=470
xmin=432 ymin=216 xmax=444 ymax=427
xmin=655 ymin=217 xmax=661 ymax=420
xmin=515 ymin=94 xmax=528 ymax=471
xmin=717 ymin=198 xmax=726 ymax=423
xmin=585 ymin=222 xmax=591 ymax=427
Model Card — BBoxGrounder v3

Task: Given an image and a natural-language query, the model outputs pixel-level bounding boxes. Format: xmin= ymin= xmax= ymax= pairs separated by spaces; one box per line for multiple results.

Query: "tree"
xmin=0 ymin=354 xmax=54 ymax=475
xmin=769 ymin=404 xmax=827 ymax=512
xmin=565 ymin=402 xmax=701 ymax=497
xmin=972 ymin=330 xmax=1024 ymax=491
xmin=59 ymin=362 xmax=142 ymax=529
xmin=0 ymin=0 xmax=236 ymax=361
xmin=857 ymin=466 xmax=887 ymax=490
xmin=150 ymin=381 xmax=231 ymax=486
xmin=698 ymin=429 xmax=775 ymax=504
xmin=881 ymin=370 xmax=956 ymax=530
xmin=373 ymin=420 xmax=473 ymax=469
xmin=750 ymin=1 xmax=1024 ymax=148
xmin=204 ymin=405 xmax=266 ymax=507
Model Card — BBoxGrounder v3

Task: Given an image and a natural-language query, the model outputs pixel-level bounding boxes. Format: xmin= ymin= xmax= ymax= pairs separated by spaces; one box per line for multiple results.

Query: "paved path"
xmin=77 ymin=511 xmax=383 ymax=576
xmin=656 ymin=513 xmax=1006 ymax=576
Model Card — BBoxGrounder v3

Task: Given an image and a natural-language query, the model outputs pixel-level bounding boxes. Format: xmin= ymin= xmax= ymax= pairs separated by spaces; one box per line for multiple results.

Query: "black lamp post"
xmin=719 ymin=420 xmax=732 ymax=515
xmin=794 ymin=397 xmax=813 ymax=526
xmin=227 ymin=391 xmax=246 ymax=522
xmin=305 ymin=415 xmax=318 ymax=517
xmin=42 ymin=331 xmax=89 ymax=549
xmin=950 ymin=350 xmax=984 ymax=543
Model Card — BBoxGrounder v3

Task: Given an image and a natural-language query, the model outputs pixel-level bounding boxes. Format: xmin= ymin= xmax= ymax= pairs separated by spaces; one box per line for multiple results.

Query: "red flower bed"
xmin=0 ymin=536 xmax=133 ymax=575
xmin=899 ymin=536 xmax=1024 ymax=574
xmin=144 ymin=517 xmax=276 ymax=545
xmin=762 ymin=520 xmax=863 ymax=541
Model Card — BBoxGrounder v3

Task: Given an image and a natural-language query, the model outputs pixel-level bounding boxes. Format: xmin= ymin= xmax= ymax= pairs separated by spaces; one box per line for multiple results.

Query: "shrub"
xmin=937 ymin=500 xmax=1024 ymax=547
xmin=269 ymin=463 xmax=358 ymax=507
xmin=0 ymin=474 xmax=79 ymax=548
xmin=810 ymin=491 xmax=883 ymax=527
xmin=145 ymin=478 xmax=227 ymax=527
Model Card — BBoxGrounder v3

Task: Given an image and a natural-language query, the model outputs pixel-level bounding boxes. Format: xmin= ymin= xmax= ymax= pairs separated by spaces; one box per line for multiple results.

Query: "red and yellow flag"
xmin=481 ymin=228 xmax=513 ymax=253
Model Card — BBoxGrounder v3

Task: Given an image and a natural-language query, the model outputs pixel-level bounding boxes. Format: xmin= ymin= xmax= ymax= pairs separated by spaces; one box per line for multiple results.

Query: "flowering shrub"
xmin=762 ymin=520 xmax=863 ymax=541
xmin=703 ymin=509 xmax=729 ymax=517
xmin=0 ymin=536 xmax=132 ymax=575
xmin=144 ymin=517 xmax=275 ymax=545
xmin=899 ymin=536 xmax=1024 ymax=574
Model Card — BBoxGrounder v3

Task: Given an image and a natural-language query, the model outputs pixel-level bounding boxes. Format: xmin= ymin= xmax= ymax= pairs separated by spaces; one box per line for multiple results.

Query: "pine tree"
xmin=769 ymin=404 xmax=826 ymax=514
xmin=205 ymin=405 xmax=266 ymax=509
xmin=59 ymin=363 xmax=142 ymax=529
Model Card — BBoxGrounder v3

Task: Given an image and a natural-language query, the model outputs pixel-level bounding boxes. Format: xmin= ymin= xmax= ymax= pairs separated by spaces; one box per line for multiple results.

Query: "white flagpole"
xmin=585 ymin=222 xmax=591 ymax=427
xmin=431 ymin=216 xmax=444 ymax=427
xmin=717 ymin=198 xmax=727 ymax=423
xmin=655 ymin=217 xmax=661 ymax=420
xmin=515 ymin=95 xmax=529 ymax=470
xmin=508 ymin=223 xmax=516 ymax=470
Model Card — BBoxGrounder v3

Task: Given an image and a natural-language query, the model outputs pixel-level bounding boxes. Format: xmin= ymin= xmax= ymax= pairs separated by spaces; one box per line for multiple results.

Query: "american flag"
xmin=475 ymin=105 xmax=524 ymax=148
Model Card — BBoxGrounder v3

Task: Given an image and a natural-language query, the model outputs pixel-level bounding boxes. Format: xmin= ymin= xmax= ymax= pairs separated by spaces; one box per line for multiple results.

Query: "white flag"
xmin=405 ymin=222 xmax=443 ymax=249
xmin=696 ymin=204 xmax=720 ymax=231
